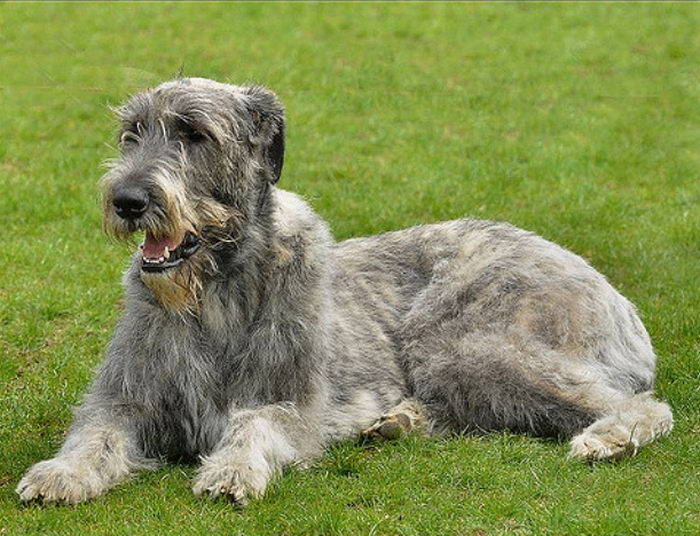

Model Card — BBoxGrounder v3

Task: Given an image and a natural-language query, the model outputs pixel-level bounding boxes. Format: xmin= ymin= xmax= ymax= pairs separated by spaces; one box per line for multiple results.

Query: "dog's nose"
xmin=112 ymin=186 xmax=149 ymax=220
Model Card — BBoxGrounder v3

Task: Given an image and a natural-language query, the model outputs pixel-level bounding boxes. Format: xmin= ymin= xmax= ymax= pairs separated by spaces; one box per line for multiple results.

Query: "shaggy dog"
xmin=18 ymin=78 xmax=672 ymax=504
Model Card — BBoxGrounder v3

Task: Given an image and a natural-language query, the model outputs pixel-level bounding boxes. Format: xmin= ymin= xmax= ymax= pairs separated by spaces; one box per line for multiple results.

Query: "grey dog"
xmin=17 ymin=78 xmax=673 ymax=505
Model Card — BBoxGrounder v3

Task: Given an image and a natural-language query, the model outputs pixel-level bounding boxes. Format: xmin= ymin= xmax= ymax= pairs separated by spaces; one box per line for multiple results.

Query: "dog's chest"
xmin=141 ymin=338 xmax=231 ymax=460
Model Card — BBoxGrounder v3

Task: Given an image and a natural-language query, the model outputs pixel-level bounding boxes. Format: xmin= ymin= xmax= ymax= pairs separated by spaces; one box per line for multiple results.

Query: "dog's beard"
xmin=139 ymin=257 xmax=204 ymax=315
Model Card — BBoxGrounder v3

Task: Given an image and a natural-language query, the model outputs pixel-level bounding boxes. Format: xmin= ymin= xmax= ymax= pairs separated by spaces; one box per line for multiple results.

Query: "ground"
xmin=1 ymin=3 xmax=699 ymax=535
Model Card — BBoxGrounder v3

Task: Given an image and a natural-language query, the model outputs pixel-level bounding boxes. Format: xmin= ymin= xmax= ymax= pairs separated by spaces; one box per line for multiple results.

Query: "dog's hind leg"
xmin=193 ymin=403 xmax=323 ymax=504
xmin=404 ymin=331 xmax=672 ymax=460
xmin=406 ymin=333 xmax=604 ymax=440
xmin=568 ymin=392 xmax=673 ymax=461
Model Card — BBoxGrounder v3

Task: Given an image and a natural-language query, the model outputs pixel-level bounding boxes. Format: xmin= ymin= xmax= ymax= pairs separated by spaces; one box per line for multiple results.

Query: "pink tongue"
xmin=143 ymin=232 xmax=183 ymax=259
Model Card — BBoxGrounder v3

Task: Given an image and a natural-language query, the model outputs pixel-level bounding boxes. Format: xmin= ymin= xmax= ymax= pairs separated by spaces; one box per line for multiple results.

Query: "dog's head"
xmin=101 ymin=78 xmax=285 ymax=312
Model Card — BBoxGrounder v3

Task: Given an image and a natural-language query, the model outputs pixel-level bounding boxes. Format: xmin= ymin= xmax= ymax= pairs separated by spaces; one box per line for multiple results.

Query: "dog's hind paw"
xmin=568 ymin=425 xmax=639 ymax=462
xmin=360 ymin=399 xmax=429 ymax=441
xmin=361 ymin=413 xmax=413 ymax=440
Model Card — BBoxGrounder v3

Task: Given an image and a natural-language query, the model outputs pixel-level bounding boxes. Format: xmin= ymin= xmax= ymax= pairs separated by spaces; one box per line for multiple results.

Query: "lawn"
xmin=1 ymin=2 xmax=699 ymax=535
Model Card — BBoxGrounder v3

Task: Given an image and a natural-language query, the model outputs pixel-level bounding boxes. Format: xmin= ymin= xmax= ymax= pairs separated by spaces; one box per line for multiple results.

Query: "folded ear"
xmin=241 ymin=86 xmax=285 ymax=184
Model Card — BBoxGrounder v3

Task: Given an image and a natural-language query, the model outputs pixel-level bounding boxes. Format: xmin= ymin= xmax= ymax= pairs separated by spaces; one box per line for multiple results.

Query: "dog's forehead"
xmin=119 ymin=78 xmax=245 ymax=121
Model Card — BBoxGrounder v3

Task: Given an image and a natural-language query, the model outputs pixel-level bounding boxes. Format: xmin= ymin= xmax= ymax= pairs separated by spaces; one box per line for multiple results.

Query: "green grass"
xmin=1 ymin=2 xmax=699 ymax=535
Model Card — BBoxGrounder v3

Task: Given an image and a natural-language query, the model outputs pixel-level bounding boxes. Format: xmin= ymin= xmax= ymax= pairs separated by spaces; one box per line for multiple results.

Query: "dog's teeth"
xmin=142 ymin=255 xmax=168 ymax=264
xmin=163 ymin=247 xmax=170 ymax=259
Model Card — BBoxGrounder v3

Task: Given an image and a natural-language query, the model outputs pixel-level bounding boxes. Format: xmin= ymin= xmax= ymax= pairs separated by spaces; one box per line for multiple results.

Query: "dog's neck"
xmin=198 ymin=187 xmax=332 ymax=335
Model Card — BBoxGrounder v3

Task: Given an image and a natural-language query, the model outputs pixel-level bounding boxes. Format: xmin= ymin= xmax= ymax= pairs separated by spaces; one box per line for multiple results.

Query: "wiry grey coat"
xmin=17 ymin=78 xmax=673 ymax=505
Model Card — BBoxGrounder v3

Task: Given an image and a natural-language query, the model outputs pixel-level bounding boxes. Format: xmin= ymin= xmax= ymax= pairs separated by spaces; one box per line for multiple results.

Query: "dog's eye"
xmin=187 ymin=129 xmax=208 ymax=144
xmin=119 ymin=121 xmax=142 ymax=147
xmin=177 ymin=119 xmax=208 ymax=144
xmin=119 ymin=129 xmax=139 ymax=146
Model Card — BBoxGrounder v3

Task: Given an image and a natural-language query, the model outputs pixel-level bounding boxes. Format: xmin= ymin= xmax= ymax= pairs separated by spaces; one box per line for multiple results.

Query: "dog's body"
xmin=18 ymin=78 xmax=672 ymax=504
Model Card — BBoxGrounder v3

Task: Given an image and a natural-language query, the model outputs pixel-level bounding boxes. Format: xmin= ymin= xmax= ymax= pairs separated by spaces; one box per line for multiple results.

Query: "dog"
xmin=17 ymin=78 xmax=673 ymax=504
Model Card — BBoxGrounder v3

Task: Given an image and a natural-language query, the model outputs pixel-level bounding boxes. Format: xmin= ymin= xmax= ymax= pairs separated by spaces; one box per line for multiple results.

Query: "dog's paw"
xmin=568 ymin=424 xmax=639 ymax=462
xmin=361 ymin=400 xmax=428 ymax=441
xmin=16 ymin=458 xmax=102 ymax=504
xmin=361 ymin=413 xmax=413 ymax=441
xmin=193 ymin=458 xmax=269 ymax=505
xmin=652 ymin=413 xmax=674 ymax=438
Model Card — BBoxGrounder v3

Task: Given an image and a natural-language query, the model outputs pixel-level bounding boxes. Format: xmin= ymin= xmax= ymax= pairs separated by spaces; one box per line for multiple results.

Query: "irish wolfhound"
xmin=17 ymin=78 xmax=673 ymax=504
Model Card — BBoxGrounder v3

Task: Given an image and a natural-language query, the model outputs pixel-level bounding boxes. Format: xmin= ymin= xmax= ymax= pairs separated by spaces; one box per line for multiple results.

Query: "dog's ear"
xmin=241 ymin=86 xmax=285 ymax=184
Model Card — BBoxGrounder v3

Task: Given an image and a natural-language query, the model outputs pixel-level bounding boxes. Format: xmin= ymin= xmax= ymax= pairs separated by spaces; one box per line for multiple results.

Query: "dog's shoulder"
xmin=269 ymin=188 xmax=333 ymax=271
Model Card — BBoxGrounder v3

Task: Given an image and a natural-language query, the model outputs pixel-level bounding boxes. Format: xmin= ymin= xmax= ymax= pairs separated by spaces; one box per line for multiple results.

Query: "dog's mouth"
xmin=140 ymin=231 xmax=200 ymax=273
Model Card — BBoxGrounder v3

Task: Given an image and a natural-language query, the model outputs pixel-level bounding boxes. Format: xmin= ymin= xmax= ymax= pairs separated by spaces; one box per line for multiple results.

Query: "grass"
xmin=1 ymin=2 xmax=699 ymax=535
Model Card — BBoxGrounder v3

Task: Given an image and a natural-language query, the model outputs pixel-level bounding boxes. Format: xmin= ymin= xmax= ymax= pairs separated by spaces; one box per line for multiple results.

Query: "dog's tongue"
xmin=143 ymin=232 xmax=183 ymax=259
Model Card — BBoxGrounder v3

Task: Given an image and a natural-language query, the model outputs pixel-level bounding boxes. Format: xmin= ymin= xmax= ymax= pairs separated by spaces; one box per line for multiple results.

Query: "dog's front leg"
xmin=193 ymin=403 xmax=321 ymax=504
xmin=17 ymin=406 xmax=153 ymax=504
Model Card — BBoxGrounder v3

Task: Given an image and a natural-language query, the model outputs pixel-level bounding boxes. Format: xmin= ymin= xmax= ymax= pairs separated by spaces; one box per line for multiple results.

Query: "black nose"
xmin=112 ymin=186 xmax=149 ymax=220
